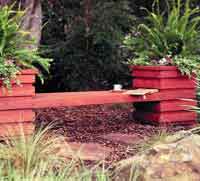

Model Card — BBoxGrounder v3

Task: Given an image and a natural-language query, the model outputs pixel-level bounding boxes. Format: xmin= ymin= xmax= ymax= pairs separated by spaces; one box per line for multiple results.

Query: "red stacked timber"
xmin=131 ymin=66 xmax=197 ymax=125
xmin=0 ymin=69 xmax=37 ymax=137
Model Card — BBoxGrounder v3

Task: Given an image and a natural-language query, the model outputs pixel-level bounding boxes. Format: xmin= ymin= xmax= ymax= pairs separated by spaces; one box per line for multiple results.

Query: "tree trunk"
xmin=21 ymin=0 xmax=42 ymax=48
xmin=83 ymin=0 xmax=92 ymax=34
xmin=0 ymin=0 xmax=42 ymax=48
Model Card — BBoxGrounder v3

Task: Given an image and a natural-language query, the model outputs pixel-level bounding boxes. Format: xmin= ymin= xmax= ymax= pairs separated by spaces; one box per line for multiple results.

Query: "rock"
xmin=115 ymin=132 xmax=200 ymax=181
xmin=57 ymin=142 xmax=112 ymax=161
xmin=100 ymin=133 xmax=142 ymax=144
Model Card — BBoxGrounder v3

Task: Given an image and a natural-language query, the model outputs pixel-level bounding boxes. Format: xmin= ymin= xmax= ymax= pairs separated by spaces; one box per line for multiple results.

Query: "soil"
xmin=35 ymin=104 xmax=193 ymax=164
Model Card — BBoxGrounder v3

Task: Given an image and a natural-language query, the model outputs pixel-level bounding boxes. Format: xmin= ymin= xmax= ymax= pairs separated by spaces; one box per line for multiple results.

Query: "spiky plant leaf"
xmin=124 ymin=0 xmax=200 ymax=77
xmin=0 ymin=5 xmax=52 ymax=89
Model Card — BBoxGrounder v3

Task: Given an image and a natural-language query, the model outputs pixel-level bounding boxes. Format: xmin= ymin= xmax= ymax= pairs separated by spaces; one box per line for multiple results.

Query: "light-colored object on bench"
xmin=123 ymin=89 xmax=159 ymax=96
xmin=123 ymin=89 xmax=159 ymax=100
xmin=113 ymin=84 xmax=123 ymax=91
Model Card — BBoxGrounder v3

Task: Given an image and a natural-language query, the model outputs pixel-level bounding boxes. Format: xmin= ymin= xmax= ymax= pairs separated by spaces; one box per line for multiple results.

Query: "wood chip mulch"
xmin=35 ymin=104 xmax=192 ymax=163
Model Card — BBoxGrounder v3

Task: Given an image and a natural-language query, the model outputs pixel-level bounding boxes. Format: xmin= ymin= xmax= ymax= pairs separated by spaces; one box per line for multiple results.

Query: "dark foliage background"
xmin=38 ymin=0 xmax=135 ymax=92
xmin=37 ymin=0 xmax=200 ymax=92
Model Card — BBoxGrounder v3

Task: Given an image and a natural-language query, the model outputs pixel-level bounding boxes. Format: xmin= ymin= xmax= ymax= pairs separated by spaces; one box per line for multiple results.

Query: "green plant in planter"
xmin=0 ymin=5 xmax=51 ymax=89
xmin=124 ymin=0 xmax=200 ymax=77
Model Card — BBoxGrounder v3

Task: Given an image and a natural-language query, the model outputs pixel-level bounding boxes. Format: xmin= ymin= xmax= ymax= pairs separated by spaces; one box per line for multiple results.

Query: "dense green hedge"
xmin=37 ymin=0 xmax=200 ymax=92
xmin=37 ymin=0 xmax=135 ymax=92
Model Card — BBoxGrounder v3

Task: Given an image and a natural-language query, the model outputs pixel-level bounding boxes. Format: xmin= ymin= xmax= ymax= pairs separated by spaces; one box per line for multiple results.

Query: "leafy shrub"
xmin=124 ymin=0 xmax=200 ymax=77
xmin=38 ymin=0 xmax=134 ymax=92
xmin=0 ymin=5 xmax=51 ymax=89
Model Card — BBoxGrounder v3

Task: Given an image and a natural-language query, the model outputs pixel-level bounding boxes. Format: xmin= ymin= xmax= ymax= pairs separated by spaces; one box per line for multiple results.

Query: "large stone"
xmin=115 ymin=130 xmax=200 ymax=181
xmin=58 ymin=142 xmax=112 ymax=161
xmin=100 ymin=133 xmax=142 ymax=145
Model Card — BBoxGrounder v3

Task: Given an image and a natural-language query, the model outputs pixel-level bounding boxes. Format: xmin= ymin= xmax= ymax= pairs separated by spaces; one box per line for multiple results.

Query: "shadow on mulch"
xmin=35 ymin=104 xmax=192 ymax=163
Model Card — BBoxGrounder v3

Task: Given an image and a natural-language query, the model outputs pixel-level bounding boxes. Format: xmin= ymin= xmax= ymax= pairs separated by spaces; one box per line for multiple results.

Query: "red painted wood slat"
xmin=20 ymin=69 xmax=38 ymax=75
xmin=133 ymin=78 xmax=196 ymax=89
xmin=135 ymin=100 xmax=197 ymax=112
xmin=11 ymin=75 xmax=35 ymax=84
xmin=130 ymin=65 xmax=178 ymax=71
xmin=0 ymin=110 xmax=35 ymax=123
xmin=0 ymin=69 xmax=37 ymax=89
xmin=0 ymin=122 xmax=34 ymax=137
xmin=0 ymin=97 xmax=33 ymax=110
xmin=132 ymin=70 xmax=184 ymax=78
xmin=0 ymin=75 xmax=36 ymax=86
xmin=0 ymin=84 xmax=35 ymax=97
xmin=134 ymin=111 xmax=197 ymax=123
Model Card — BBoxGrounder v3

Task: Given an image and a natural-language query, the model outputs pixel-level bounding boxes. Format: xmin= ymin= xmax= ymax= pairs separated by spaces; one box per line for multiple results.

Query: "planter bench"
xmin=0 ymin=88 xmax=196 ymax=137
xmin=0 ymin=66 xmax=197 ymax=137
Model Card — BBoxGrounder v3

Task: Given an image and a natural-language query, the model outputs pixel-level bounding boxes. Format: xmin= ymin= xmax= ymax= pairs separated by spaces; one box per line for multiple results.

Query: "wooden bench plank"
xmin=0 ymin=89 xmax=195 ymax=110
xmin=31 ymin=89 xmax=195 ymax=109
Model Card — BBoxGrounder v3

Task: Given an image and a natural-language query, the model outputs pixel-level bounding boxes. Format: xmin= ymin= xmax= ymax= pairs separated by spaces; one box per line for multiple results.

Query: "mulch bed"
xmin=35 ymin=104 xmax=192 ymax=163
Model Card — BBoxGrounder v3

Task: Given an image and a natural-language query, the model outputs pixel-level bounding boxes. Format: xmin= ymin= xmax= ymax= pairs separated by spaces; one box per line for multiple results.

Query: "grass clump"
xmin=137 ymin=130 xmax=171 ymax=152
xmin=0 ymin=126 xmax=111 ymax=181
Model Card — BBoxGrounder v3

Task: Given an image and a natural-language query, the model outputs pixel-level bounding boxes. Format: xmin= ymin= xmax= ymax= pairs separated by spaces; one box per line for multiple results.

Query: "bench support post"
xmin=0 ymin=70 xmax=36 ymax=137
xmin=131 ymin=66 xmax=197 ymax=126
xmin=133 ymin=100 xmax=197 ymax=126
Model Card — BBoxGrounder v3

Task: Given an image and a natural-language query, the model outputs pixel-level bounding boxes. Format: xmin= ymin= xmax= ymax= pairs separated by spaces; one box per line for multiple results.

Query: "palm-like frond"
xmin=0 ymin=5 xmax=52 ymax=88
xmin=124 ymin=0 xmax=200 ymax=77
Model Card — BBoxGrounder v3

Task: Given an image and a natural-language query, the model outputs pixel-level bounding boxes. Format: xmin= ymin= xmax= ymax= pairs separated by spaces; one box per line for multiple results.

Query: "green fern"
xmin=124 ymin=0 xmax=200 ymax=77
xmin=0 ymin=5 xmax=51 ymax=88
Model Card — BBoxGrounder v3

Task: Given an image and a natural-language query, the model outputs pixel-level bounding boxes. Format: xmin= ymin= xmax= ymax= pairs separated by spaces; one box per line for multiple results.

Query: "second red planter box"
xmin=131 ymin=66 xmax=197 ymax=125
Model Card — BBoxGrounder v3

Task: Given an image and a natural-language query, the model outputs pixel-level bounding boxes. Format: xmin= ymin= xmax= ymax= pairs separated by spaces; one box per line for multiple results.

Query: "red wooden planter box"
xmin=130 ymin=65 xmax=197 ymax=125
xmin=131 ymin=66 xmax=196 ymax=89
xmin=0 ymin=69 xmax=37 ymax=137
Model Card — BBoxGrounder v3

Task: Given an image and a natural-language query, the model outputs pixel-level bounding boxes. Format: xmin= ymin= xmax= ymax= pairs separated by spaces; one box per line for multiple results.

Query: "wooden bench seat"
xmin=32 ymin=89 xmax=195 ymax=109
xmin=0 ymin=89 xmax=196 ymax=137
xmin=0 ymin=89 xmax=195 ymax=110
